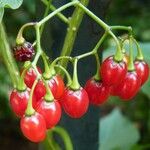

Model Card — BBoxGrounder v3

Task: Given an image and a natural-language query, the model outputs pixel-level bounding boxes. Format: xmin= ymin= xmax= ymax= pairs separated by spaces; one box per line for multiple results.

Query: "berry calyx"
xmin=61 ymin=87 xmax=89 ymax=118
xmin=36 ymin=99 xmax=61 ymax=129
xmin=20 ymin=112 xmax=46 ymax=142
xmin=10 ymin=89 xmax=29 ymax=117
xmin=85 ymin=78 xmax=110 ymax=106
xmin=13 ymin=42 xmax=35 ymax=62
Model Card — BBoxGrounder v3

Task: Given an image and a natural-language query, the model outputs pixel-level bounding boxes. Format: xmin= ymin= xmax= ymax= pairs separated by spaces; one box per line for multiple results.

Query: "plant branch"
xmin=41 ymin=0 xmax=69 ymax=24
xmin=0 ymin=23 xmax=19 ymax=88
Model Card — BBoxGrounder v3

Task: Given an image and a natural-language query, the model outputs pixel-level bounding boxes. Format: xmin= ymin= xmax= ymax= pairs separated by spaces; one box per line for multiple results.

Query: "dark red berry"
xmin=13 ymin=42 xmax=35 ymax=62
xmin=61 ymin=87 xmax=89 ymax=118
xmin=36 ymin=99 xmax=61 ymax=129
xmin=10 ymin=89 xmax=29 ymax=117
xmin=85 ymin=78 xmax=110 ymax=106
xmin=134 ymin=60 xmax=149 ymax=85
xmin=100 ymin=56 xmax=127 ymax=86
xmin=20 ymin=113 xmax=46 ymax=142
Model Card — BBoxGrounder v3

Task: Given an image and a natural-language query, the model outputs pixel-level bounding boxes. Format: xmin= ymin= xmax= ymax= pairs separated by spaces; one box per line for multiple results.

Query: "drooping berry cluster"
xmin=10 ymin=35 xmax=149 ymax=143
xmin=85 ymin=39 xmax=149 ymax=106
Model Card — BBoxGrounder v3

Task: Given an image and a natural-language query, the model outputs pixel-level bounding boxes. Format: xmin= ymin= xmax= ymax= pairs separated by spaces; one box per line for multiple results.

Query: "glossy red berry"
xmin=20 ymin=113 xmax=46 ymax=142
xmin=61 ymin=87 xmax=89 ymax=118
xmin=33 ymin=75 xmax=64 ymax=103
xmin=36 ymin=100 xmax=61 ymax=129
xmin=100 ymin=56 xmax=127 ymax=86
xmin=10 ymin=89 xmax=29 ymax=117
xmin=23 ymin=67 xmax=42 ymax=88
xmin=53 ymin=75 xmax=65 ymax=99
xmin=134 ymin=60 xmax=149 ymax=85
xmin=13 ymin=42 xmax=35 ymax=62
xmin=85 ymin=78 xmax=110 ymax=106
xmin=116 ymin=71 xmax=141 ymax=100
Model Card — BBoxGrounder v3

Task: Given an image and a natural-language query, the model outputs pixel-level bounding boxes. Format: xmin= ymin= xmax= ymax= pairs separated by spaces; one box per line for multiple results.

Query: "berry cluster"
xmin=85 ymin=41 xmax=149 ymax=105
xmin=10 ymin=37 xmax=149 ymax=143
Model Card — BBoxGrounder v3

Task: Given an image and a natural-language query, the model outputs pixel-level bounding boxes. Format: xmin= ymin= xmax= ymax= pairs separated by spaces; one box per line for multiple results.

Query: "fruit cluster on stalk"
xmin=8 ymin=1 xmax=149 ymax=143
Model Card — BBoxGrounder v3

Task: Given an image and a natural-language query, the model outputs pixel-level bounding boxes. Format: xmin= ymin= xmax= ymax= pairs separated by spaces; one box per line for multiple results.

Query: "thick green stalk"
xmin=0 ymin=23 xmax=19 ymax=88
xmin=59 ymin=0 xmax=89 ymax=71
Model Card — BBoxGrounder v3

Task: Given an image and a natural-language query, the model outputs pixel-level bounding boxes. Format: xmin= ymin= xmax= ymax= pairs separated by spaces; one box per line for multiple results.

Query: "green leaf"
xmin=0 ymin=0 xmax=23 ymax=22
xmin=99 ymin=108 xmax=140 ymax=150
xmin=0 ymin=0 xmax=23 ymax=9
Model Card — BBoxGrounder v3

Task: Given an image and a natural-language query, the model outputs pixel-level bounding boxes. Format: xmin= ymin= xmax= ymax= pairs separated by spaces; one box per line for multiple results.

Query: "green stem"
xmin=50 ymin=56 xmax=73 ymax=73
xmin=43 ymin=131 xmax=56 ymax=150
xmin=77 ymin=2 xmax=109 ymax=30
xmin=128 ymin=36 xmax=135 ymax=71
xmin=110 ymin=26 xmax=132 ymax=32
xmin=94 ymin=53 xmax=101 ymax=80
xmin=109 ymin=31 xmax=123 ymax=61
xmin=59 ymin=0 xmax=89 ymax=74
xmin=40 ymin=0 xmax=51 ymax=36
xmin=76 ymin=50 xmax=95 ymax=60
xmin=16 ymin=22 xmax=36 ymax=45
xmin=70 ymin=59 xmax=80 ymax=90
xmin=43 ymin=78 xmax=54 ymax=102
xmin=55 ymin=65 xmax=72 ymax=86
xmin=132 ymin=38 xmax=144 ymax=60
xmin=41 ymin=52 xmax=52 ymax=79
xmin=0 ymin=23 xmax=19 ymax=88
xmin=41 ymin=0 xmax=69 ymax=24
xmin=76 ymin=2 xmax=122 ymax=62
xmin=25 ymin=80 xmax=37 ymax=116
xmin=32 ymin=25 xmax=42 ymax=66
xmin=17 ymin=63 xmax=31 ymax=91
xmin=93 ymin=32 xmax=108 ymax=52
xmin=52 ymin=126 xmax=73 ymax=150
xmin=38 ymin=1 xmax=78 ymax=26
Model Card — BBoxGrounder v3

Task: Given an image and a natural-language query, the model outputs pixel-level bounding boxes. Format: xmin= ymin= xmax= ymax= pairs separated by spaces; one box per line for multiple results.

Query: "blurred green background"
xmin=0 ymin=0 xmax=150 ymax=150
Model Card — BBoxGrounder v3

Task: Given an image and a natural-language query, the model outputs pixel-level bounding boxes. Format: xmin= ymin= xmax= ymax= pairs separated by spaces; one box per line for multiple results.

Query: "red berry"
xmin=10 ymin=89 xmax=29 ymax=117
xmin=61 ymin=87 xmax=89 ymax=118
xmin=85 ymin=78 xmax=110 ymax=106
xmin=100 ymin=56 xmax=127 ymax=86
xmin=20 ymin=113 xmax=46 ymax=142
xmin=33 ymin=80 xmax=46 ymax=102
xmin=23 ymin=67 xmax=42 ymax=88
xmin=53 ymin=75 xmax=65 ymax=99
xmin=116 ymin=71 xmax=141 ymax=100
xmin=134 ymin=60 xmax=149 ymax=85
xmin=36 ymin=100 xmax=61 ymax=129
xmin=13 ymin=42 xmax=35 ymax=62
xmin=33 ymin=75 xmax=65 ymax=103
